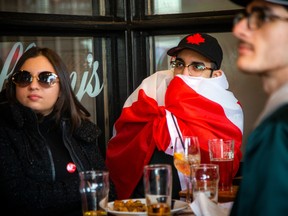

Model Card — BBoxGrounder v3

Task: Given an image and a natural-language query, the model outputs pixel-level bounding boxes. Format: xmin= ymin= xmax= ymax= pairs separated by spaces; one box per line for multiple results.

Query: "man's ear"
xmin=212 ymin=69 xmax=222 ymax=78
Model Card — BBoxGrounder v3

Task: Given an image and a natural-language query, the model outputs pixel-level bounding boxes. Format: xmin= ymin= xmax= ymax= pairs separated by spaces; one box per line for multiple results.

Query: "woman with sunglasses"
xmin=0 ymin=47 xmax=116 ymax=216
xmin=106 ymin=33 xmax=244 ymax=201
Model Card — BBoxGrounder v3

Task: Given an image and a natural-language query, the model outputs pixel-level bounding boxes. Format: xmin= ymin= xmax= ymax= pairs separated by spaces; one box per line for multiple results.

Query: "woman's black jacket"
xmin=0 ymin=100 xmax=116 ymax=216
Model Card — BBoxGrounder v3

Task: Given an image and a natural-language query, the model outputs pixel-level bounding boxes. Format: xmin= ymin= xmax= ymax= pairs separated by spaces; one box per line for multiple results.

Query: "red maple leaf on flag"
xmin=186 ymin=33 xmax=205 ymax=45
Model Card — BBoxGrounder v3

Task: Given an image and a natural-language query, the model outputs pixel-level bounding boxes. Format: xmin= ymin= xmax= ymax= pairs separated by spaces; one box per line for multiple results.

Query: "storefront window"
xmin=146 ymin=0 xmax=243 ymax=15
xmin=0 ymin=0 xmax=107 ymax=16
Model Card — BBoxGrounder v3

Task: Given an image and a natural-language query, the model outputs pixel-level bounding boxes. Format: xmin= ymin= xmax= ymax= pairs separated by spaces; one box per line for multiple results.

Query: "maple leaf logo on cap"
xmin=186 ymin=33 xmax=205 ymax=45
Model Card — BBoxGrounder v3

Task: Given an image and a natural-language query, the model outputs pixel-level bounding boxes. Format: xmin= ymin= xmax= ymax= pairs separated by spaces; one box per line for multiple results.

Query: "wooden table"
xmin=179 ymin=185 xmax=238 ymax=203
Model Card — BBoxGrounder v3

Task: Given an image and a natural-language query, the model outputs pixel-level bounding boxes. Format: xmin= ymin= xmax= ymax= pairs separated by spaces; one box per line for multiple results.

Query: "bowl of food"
xmin=107 ymin=199 xmax=188 ymax=216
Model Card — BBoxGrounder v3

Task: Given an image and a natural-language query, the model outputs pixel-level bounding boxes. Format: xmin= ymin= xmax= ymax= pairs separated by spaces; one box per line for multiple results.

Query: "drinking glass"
xmin=79 ymin=170 xmax=109 ymax=216
xmin=191 ymin=164 xmax=219 ymax=203
xmin=143 ymin=164 xmax=172 ymax=216
xmin=208 ymin=139 xmax=234 ymax=191
xmin=173 ymin=136 xmax=201 ymax=203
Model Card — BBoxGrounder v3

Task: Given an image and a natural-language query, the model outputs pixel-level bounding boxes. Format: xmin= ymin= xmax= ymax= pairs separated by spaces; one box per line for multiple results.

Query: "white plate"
xmin=107 ymin=199 xmax=188 ymax=216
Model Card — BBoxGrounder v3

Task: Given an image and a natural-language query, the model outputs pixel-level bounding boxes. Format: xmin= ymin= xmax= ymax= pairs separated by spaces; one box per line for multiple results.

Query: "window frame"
xmin=0 ymin=0 xmax=244 ymax=157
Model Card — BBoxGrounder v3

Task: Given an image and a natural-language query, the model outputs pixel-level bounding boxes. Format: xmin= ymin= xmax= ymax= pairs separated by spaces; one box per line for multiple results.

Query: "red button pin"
xmin=66 ymin=162 xmax=76 ymax=173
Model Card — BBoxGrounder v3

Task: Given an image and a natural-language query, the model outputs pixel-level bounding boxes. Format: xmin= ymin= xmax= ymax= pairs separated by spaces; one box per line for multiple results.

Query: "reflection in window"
xmin=0 ymin=0 xmax=108 ymax=16
xmin=152 ymin=35 xmax=184 ymax=72
xmin=150 ymin=1 xmax=181 ymax=14
xmin=146 ymin=0 xmax=243 ymax=15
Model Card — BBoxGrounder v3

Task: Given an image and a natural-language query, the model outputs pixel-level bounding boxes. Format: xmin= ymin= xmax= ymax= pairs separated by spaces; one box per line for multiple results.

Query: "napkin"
xmin=190 ymin=192 xmax=232 ymax=216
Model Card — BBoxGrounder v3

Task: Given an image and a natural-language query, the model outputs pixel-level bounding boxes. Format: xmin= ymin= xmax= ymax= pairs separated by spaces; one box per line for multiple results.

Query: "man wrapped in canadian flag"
xmin=106 ymin=33 xmax=244 ymax=200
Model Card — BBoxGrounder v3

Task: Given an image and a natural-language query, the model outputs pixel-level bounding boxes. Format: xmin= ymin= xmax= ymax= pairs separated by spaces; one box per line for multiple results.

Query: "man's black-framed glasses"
xmin=234 ymin=6 xmax=288 ymax=30
xmin=12 ymin=70 xmax=59 ymax=87
xmin=171 ymin=60 xmax=214 ymax=73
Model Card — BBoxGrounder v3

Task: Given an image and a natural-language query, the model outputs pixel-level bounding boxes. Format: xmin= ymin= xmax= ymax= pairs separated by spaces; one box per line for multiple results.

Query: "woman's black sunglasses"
xmin=12 ymin=70 xmax=59 ymax=87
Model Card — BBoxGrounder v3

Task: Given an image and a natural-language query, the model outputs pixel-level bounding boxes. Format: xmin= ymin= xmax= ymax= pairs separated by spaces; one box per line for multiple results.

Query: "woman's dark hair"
xmin=6 ymin=46 xmax=91 ymax=131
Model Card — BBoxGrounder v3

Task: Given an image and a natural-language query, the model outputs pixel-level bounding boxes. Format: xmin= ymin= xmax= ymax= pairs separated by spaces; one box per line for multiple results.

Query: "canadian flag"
xmin=106 ymin=70 xmax=243 ymax=199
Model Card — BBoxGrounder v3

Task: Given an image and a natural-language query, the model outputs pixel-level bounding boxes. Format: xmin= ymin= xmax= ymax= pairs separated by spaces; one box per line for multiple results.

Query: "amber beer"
xmin=208 ymin=139 xmax=234 ymax=191
xmin=143 ymin=164 xmax=172 ymax=216
xmin=147 ymin=203 xmax=171 ymax=216
xmin=210 ymin=159 xmax=233 ymax=191
xmin=79 ymin=171 xmax=109 ymax=216
xmin=83 ymin=210 xmax=107 ymax=216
